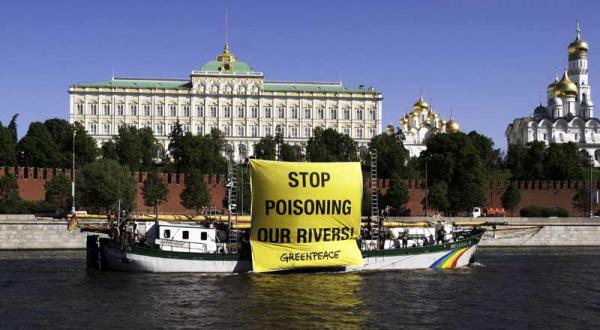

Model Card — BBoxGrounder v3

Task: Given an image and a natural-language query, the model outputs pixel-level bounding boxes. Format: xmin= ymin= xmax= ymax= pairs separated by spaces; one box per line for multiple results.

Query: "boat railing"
xmin=154 ymin=238 xmax=208 ymax=253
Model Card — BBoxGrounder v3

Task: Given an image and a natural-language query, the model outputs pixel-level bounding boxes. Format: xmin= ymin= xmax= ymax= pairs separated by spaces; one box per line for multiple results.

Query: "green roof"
xmin=72 ymin=78 xmax=191 ymax=89
xmin=72 ymin=78 xmax=378 ymax=94
xmin=200 ymin=60 xmax=253 ymax=73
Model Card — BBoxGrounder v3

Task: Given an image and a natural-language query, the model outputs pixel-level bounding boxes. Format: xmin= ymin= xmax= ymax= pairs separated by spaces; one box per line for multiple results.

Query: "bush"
xmin=519 ymin=206 xmax=569 ymax=217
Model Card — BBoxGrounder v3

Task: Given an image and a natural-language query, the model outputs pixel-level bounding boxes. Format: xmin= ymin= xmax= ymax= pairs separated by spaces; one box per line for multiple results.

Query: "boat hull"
xmin=96 ymin=234 xmax=482 ymax=273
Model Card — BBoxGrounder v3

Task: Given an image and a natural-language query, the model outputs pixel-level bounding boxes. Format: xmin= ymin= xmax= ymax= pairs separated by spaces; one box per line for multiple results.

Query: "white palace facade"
xmin=506 ymin=24 xmax=600 ymax=163
xmin=69 ymin=43 xmax=383 ymax=160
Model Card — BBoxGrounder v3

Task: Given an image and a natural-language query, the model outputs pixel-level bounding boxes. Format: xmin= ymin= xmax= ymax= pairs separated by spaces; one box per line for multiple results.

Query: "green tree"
xmin=421 ymin=132 xmax=486 ymax=215
xmin=7 ymin=114 xmax=18 ymax=144
xmin=17 ymin=122 xmax=62 ymax=167
xmin=467 ymin=131 xmax=503 ymax=170
xmin=174 ymin=128 xmax=227 ymax=174
xmin=113 ymin=125 xmax=157 ymax=172
xmin=0 ymin=121 xmax=17 ymax=166
xmin=544 ymin=143 xmax=585 ymax=180
xmin=306 ymin=127 xmax=358 ymax=162
xmin=280 ymin=143 xmax=303 ymax=161
xmin=180 ymin=170 xmax=211 ymax=214
xmin=0 ymin=174 xmax=26 ymax=213
xmin=368 ymin=129 xmax=410 ymax=179
xmin=43 ymin=119 xmax=99 ymax=167
xmin=101 ymin=140 xmax=118 ymax=160
xmin=138 ymin=127 xmax=159 ymax=170
xmin=77 ymin=159 xmax=136 ymax=213
xmin=382 ymin=177 xmax=409 ymax=216
xmin=142 ymin=170 xmax=169 ymax=208
xmin=501 ymin=184 xmax=521 ymax=216
xmin=573 ymin=186 xmax=592 ymax=216
xmin=168 ymin=121 xmax=185 ymax=172
xmin=44 ymin=173 xmax=72 ymax=213
xmin=423 ymin=182 xmax=450 ymax=215
xmin=253 ymin=136 xmax=277 ymax=160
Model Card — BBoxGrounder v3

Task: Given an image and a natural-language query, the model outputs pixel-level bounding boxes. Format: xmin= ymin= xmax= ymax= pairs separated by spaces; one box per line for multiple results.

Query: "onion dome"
xmin=413 ymin=96 xmax=430 ymax=110
xmin=427 ymin=111 xmax=436 ymax=119
xmin=411 ymin=110 xmax=420 ymax=117
xmin=568 ymin=23 xmax=588 ymax=60
xmin=555 ymin=70 xmax=578 ymax=97
xmin=547 ymin=77 xmax=558 ymax=93
xmin=445 ymin=119 xmax=460 ymax=133
xmin=534 ymin=102 xmax=547 ymax=114
xmin=548 ymin=96 xmax=563 ymax=107
xmin=385 ymin=123 xmax=395 ymax=135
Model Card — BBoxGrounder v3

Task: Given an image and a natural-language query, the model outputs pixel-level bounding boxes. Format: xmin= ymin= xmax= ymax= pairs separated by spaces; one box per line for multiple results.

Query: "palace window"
xmin=103 ymin=124 xmax=110 ymax=135
xmin=224 ymin=125 xmax=231 ymax=137
xmin=89 ymin=123 xmax=97 ymax=135
xmin=237 ymin=126 xmax=245 ymax=137
xmin=168 ymin=124 xmax=175 ymax=134
xmin=356 ymin=128 xmax=363 ymax=138
xmin=343 ymin=127 xmax=350 ymax=136
xmin=182 ymin=125 xmax=189 ymax=134
xmin=156 ymin=125 xmax=164 ymax=135
xmin=343 ymin=109 xmax=350 ymax=120
xmin=265 ymin=126 xmax=272 ymax=136
xmin=183 ymin=105 xmax=190 ymax=117
xmin=330 ymin=109 xmax=337 ymax=120
xmin=143 ymin=105 xmax=150 ymax=116
xmin=290 ymin=126 xmax=298 ymax=138
xmin=304 ymin=108 xmax=311 ymax=119
xmin=251 ymin=107 xmax=258 ymax=118
xmin=369 ymin=109 xmax=376 ymax=120
xmin=304 ymin=126 xmax=311 ymax=138
xmin=76 ymin=103 xmax=84 ymax=115
xmin=197 ymin=125 xmax=204 ymax=136
xmin=264 ymin=107 xmax=272 ymax=119
xmin=103 ymin=104 xmax=111 ymax=116
xmin=90 ymin=104 xmax=98 ymax=115
xmin=278 ymin=107 xmax=285 ymax=119
xmin=156 ymin=105 xmax=164 ymax=116
xmin=238 ymin=106 xmax=245 ymax=118
xmin=197 ymin=105 xmax=204 ymax=117
xmin=117 ymin=104 xmax=124 ymax=116
xmin=170 ymin=105 xmax=177 ymax=117
xmin=251 ymin=125 xmax=258 ymax=137
xmin=357 ymin=109 xmax=363 ymax=120
xmin=317 ymin=108 xmax=324 ymax=119
xmin=276 ymin=125 xmax=284 ymax=136
xmin=210 ymin=106 xmax=217 ymax=117
xmin=130 ymin=104 xmax=137 ymax=116
xmin=224 ymin=106 xmax=231 ymax=118
xmin=291 ymin=108 xmax=298 ymax=119
xmin=117 ymin=124 xmax=124 ymax=132
xmin=369 ymin=128 xmax=376 ymax=138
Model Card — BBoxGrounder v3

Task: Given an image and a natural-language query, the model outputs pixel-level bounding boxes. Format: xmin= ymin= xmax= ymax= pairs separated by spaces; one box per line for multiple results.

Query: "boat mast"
xmin=370 ymin=149 xmax=380 ymax=243
xmin=226 ymin=154 xmax=239 ymax=250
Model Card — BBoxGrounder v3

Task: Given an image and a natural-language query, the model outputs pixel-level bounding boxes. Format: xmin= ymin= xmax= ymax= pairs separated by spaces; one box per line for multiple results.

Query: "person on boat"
xmin=428 ymin=234 xmax=434 ymax=246
xmin=436 ymin=224 xmax=445 ymax=245
xmin=401 ymin=230 xmax=408 ymax=248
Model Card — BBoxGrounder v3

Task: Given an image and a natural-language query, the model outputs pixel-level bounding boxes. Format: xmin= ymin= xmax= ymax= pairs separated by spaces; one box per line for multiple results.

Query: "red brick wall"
xmin=1 ymin=167 xmax=596 ymax=216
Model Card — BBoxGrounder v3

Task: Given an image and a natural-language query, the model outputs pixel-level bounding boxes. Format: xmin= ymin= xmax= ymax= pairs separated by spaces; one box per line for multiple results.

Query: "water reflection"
xmin=245 ymin=272 xmax=369 ymax=329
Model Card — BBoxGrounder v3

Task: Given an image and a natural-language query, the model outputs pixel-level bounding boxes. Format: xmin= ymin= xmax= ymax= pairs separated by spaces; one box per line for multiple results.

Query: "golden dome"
xmin=555 ymin=70 xmax=578 ymax=97
xmin=427 ymin=111 xmax=436 ymax=119
xmin=413 ymin=96 xmax=430 ymax=110
xmin=445 ymin=119 xmax=460 ymax=133
xmin=385 ymin=124 xmax=395 ymax=135
xmin=547 ymin=77 xmax=558 ymax=92
xmin=216 ymin=42 xmax=237 ymax=62
xmin=411 ymin=110 xmax=420 ymax=117
xmin=568 ymin=24 xmax=588 ymax=58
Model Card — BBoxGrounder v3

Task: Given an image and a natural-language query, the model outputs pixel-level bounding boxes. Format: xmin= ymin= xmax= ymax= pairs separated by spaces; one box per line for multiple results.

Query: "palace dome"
xmin=413 ymin=96 xmax=430 ymax=110
xmin=568 ymin=28 xmax=588 ymax=58
xmin=200 ymin=43 xmax=254 ymax=73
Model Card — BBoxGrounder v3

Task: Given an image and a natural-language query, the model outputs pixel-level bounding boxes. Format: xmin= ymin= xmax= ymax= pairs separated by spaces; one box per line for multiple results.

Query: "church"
xmin=506 ymin=24 xmax=600 ymax=163
xmin=396 ymin=96 xmax=460 ymax=157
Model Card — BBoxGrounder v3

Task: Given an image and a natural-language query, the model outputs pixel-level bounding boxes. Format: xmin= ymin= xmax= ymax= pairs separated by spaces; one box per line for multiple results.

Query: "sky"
xmin=1 ymin=0 xmax=599 ymax=150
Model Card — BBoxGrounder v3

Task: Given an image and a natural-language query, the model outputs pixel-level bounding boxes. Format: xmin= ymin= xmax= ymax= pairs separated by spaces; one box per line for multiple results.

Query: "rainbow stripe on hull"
xmin=429 ymin=247 xmax=470 ymax=269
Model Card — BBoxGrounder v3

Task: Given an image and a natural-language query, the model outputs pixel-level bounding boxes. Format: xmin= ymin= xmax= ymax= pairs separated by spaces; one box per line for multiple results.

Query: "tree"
xmin=138 ymin=127 xmax=159 ymax=171
xmin=77 ymin=159 xmax=136 ymax=213
xmin=17 ymin=122 xmax=62 ymax=167
xmin=280 ymin=143 xmax=303 ymax=161
xmin=383 ymin=177 xmax=409 ymax=216
xmin=573 ymin=186 xmax=592 ymax=216
xmin=112 ymin=125 xmax=158 ymax=172
xmin=142 ymin=169 xmax=169 ymax=208
xmin=173 ymin=128 xmax=227 ymax=174
xmin=467 ymin=131 xmax=503 ymax=170
xmin=421 ymin=132 xmax=486 ymax=215
xmin=253 ymin=136 xmax=277 ymax=160
xmin=306 ymin=127 xmax=358 ymax=162
xmin=0 ymin=121 xmax=17 ymax=166
xmin=180 ymin=170 xmax=211 ymax=214
xmin=501 ymin=184 xmax=521 ymax=216
xmin=368 ymin=129 xmax=410 ymax=179
xmin=0 ymin=174 xmax=26 ymax=213
xmin=423 ymin=182 xmax=450 ymax=215
xmin=168 ymin=121 xmax=185 ymax=172
xmin=101 ymin=141 xmax=118 ymax=160
xmin=44 ymin=173 xmax=72 ymax=213
xmin=506 ymin=142 xmax=585 ymax=180
xmin=7 ymin=114 xmax=18 ymax=144
xmin=43 ymin=119 xmax=99 ymax=167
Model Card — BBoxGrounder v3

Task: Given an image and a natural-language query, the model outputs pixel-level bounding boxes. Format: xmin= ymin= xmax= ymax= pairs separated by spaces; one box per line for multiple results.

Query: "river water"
xmin=0 ymin=247 xmax=598 ymax=329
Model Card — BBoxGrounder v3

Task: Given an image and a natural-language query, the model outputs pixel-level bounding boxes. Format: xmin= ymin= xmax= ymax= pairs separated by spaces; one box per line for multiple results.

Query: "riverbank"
xmin=1 ymin=215 xmax=599 ymax=249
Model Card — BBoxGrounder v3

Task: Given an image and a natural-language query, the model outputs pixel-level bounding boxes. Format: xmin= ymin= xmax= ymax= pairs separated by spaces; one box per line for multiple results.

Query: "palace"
xmin=506 ymin=24 xmax=599 ymax=163
xmin=69 ymin=43 xmax=382 ymax=160
xmin=396 ymin=96 xmax=460 ymax=157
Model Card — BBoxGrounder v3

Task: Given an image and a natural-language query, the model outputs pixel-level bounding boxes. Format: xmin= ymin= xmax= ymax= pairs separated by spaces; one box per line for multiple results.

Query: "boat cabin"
xmin=151 ymin=221 xmax=218 ymax=253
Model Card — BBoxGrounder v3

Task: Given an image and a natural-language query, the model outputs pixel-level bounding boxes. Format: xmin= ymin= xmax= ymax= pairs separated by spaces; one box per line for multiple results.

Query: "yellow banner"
xmin=249 ymin=160 xmax=363 ymax=272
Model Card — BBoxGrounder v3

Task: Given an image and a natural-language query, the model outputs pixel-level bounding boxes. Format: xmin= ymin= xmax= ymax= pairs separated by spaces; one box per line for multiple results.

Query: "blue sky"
xmin=1 ymin=0 xmax=599 ymax=150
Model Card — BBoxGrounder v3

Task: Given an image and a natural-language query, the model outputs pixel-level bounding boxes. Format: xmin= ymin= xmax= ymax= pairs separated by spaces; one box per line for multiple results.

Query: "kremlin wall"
xmin=3 ymin=166 xmax=599 ymax=217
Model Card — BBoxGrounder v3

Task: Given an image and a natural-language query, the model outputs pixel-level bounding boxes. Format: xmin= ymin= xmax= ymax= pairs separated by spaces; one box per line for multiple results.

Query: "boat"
xmin=81 ymin=158 xmax=484 ymax=273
